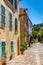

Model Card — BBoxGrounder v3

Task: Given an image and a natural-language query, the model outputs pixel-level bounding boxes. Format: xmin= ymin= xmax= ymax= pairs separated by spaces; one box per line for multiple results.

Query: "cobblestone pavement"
xmin=7 ymin=42 xmax=43 ymax=65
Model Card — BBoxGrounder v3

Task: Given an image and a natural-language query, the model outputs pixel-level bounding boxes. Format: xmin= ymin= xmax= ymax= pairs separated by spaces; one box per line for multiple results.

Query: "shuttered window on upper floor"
xmin=1 ymin=5 xmax=5 ymax=27
xmin=9 ymin=12 xmax=12 ymax=30
xmin=15 ymin=0 xmax=18 ymax=10
xmin=9 ymin=0 xmax=13 ymax=5
xmin=15 ymin=18 xmax=18 ymax=33
xmin=8 ymin=0 xmax=18 ymax=10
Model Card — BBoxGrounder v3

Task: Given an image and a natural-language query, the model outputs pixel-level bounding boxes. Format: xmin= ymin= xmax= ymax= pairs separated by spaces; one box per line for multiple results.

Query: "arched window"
xmin=1 ymin=41 xmax=6 ymax=58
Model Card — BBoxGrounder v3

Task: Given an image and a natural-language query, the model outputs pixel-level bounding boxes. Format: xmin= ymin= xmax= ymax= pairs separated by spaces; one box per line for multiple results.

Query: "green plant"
xmin=38 ymin=34 xmax=41 ymax=42
xmin=20 ymin=44 xmax=25 ymax=51
xmin=24 ymin=42 xmax=27 ymax=49
xmin=38 ymin=27 xmax=43 ymax=43
xmin=20 ymin=43 xmax=27 ymax=54
xmin=32 ymin=31 xmax=38 ymax=39
xmin=41 ymin=38 xmax=43 ymax=43
xmin=30 ymin=35 xmax=34 ymax=43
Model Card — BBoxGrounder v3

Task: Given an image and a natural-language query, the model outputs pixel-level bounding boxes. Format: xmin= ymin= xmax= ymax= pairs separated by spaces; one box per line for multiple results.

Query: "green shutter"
xmin=10 ymin=41 xmax=14 ymax=54
xmin=1 ymin=5 xmax=5 ymax=27
xmin=15 ymin=0 xmax=18 ymax=10
xmin=1 ymin=41 xmax=6 ymax=58
xmin=9 ymin=12 xmax=12 ymax=30
xmin=15 ymin=18 xmax=18 ymax=32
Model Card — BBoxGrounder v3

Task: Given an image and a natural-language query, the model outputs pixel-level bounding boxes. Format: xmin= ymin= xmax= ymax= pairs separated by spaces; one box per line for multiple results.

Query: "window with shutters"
xmin=1 ymin=5 xmax=5 ymax=27
xmin=8 ymin=0 xmax=18 ymax=10
xmin=9 ymin=12 xmax=12 ymax=30
xmin=10 ymin=41 xmax=14 ymax=54
xmin=15 ymin=0 xmax=18 ymax=10
xmin=1 ymin=41 xmax=6 ymax=58
xmin=9 ymin=0 xmax=13 ymax=5
xmin=15 ymin=18 xmax=18 ymax=33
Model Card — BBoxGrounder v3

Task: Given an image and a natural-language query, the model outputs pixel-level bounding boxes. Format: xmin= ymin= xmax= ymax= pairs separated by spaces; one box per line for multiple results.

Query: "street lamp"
xmin=25 ymin=8 xmax=28 ymax=13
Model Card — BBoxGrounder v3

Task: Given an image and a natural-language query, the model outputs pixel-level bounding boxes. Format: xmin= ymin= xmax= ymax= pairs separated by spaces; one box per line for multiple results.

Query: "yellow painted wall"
xmin=19 ymin=8 xmax=25 ymax=44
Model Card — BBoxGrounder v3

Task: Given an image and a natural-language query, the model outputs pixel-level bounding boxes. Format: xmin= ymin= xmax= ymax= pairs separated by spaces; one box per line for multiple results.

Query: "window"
xmin=1 ymin=5 xmax=5 ymax=27
xmin=1 ymin=41 xmax=6 ymax=58
xmin=9 ymin=12 xmax=12 ymax=30
xmin=10 ymin=41 xmax=14 ymax=54
xmin=15 ymin=0 xmax=18 ymax=10
xmin=8 ymin=0 xmax=18 ymax=10
xmin=9 ymin=0 xmax=13 ymax=5
xmin=15 ymin=18 xmax=18 ymax=32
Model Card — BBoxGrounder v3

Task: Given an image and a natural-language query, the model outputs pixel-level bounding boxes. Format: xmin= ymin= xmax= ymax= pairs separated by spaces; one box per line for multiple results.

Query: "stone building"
xmin=27 ymin=17 xmax=32 ymax=46
xmin=0 ymin=0 xmax=20 ymax=65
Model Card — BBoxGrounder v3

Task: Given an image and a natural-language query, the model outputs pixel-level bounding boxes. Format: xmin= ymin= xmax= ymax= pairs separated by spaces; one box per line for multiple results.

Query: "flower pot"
xmin=21 ymin=50 xmax=24 ymax=54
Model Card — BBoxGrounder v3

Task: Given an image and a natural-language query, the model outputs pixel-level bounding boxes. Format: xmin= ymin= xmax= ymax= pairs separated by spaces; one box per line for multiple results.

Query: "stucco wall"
xmin=0 ymin=0 xmax=20 ymax=65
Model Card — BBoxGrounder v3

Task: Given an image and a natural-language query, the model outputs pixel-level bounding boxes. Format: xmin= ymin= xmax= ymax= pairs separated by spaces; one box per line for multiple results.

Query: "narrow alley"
xmin=7 ymin=42 xmax=43 ymax=65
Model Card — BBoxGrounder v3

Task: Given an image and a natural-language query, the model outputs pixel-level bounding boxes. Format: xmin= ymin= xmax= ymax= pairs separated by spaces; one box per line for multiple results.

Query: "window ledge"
xmin=15 ymin=31 xmax=18 ymax=34
xmin=9 ymin=29 xmax=13 ymax=31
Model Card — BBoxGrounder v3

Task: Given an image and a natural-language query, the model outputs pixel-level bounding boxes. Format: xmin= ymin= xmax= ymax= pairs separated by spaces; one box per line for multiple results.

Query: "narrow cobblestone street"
xmin=7 ymin=42 xmax=43 ymax=65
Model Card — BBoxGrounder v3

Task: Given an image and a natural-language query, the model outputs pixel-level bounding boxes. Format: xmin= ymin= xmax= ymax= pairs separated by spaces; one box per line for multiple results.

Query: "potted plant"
xmin=20 ymin=43 xmax=26 ymax=54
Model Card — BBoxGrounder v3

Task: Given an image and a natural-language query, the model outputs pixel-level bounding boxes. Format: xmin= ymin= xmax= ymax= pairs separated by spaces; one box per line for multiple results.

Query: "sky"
xmin=20 ymin=0 xmax=43 ymax=24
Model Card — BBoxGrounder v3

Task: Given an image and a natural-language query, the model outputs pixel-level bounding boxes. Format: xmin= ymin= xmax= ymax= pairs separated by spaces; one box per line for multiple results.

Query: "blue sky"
xmin=20 ymin=0 xmax=43 ymax=24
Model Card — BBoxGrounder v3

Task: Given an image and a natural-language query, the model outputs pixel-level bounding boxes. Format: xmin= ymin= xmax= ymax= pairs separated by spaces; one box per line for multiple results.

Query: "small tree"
xmin=30 ymin=31 xmax=38 ymax=43
xmin=30 ymin=35 xmax=34 ymax=43
xmin=38 ymin=27 xmax=43 ymax=43
xmin=38 ymin=33 xmax=41 ymax=42
xmin=32 ymin=31 xmax=38 ymax=39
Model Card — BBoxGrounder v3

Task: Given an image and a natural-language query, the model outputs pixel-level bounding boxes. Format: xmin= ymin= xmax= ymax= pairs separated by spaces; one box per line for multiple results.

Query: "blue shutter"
xmin=1 ymin=5 xmax=5 ymax=27
xmin=10 ymin=41 xmax=14 ymax=53
xmin=15 ymin=18 xmax=18 ymax=32
xmin=1 ymin=41 xmax=6 ymax=58
xmin=15 ymin=0 xmax=18 ymax=10
xmin=9 ymin=12 xmax=12 ymax=30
